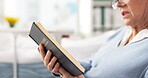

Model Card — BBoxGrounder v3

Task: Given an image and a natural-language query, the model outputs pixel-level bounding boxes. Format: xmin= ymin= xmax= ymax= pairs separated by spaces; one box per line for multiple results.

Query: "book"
xmin=29 ymin=22 xmax=85 ymax=76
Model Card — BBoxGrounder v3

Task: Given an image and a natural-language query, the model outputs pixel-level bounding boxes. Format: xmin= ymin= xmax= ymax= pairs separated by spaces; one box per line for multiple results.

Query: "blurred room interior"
xmin=0 ymin=0 xmax=124 ymax=78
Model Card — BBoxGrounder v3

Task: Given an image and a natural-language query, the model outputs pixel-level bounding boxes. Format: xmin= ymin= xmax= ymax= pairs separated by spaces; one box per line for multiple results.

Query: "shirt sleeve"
xmin=139 ymin=66 xmax=148 ymax=78
xmin=79 ymin=58 xmax=92 ymax=73
xmin=144 ymin=70 xmax=148 ymax=78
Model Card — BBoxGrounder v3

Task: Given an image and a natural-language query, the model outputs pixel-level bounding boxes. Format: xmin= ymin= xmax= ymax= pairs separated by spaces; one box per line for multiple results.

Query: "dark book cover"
xmin=29 ymin=22 xmax=85 ymax=76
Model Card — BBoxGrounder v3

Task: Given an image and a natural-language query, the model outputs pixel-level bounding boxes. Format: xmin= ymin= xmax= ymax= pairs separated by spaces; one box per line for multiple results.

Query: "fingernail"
xmin=38 ymin=47 xmax=40 ymax=52
xmin=46 ymin=50 xmax=49 ymax=54
xmin=54 ymin=56 xmax=57 ymax=60
xmin=39 ymin=44 xmax=41 ymax=48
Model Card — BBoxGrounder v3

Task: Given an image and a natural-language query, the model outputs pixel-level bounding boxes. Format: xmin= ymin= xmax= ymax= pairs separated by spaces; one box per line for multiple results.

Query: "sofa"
xmin=0 ymin=30 xmax=115 ymax=78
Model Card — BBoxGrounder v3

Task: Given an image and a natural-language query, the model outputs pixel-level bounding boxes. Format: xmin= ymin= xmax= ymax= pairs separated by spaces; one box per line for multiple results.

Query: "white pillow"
xmin=61 ymin=30 xmax=115 ymax=61
xmin=16 ymin=35 xmax=42 ymax=64
xmin=0 ymin=33 xmax=15 ymax=63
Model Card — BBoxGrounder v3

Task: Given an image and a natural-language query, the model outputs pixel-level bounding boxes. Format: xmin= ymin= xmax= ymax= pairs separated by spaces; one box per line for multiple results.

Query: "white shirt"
xmin=119 ymin=27 xmax=148 ymax=46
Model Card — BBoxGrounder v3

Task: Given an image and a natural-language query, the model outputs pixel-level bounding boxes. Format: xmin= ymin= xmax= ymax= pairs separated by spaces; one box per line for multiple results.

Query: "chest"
xmin=91 ymin=38 xmax=148 ymax=77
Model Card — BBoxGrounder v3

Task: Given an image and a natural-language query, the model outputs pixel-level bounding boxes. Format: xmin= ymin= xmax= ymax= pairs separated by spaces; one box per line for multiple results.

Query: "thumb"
xmin=76 ymin=75 xmax=85 ymax=78
xmin=59 ymin=67 xmax=72 ymax=77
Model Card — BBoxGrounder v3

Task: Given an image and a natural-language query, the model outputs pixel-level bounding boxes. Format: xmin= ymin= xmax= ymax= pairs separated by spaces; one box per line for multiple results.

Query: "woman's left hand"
xmin=58 ymin=66 xmax=85 ymax=78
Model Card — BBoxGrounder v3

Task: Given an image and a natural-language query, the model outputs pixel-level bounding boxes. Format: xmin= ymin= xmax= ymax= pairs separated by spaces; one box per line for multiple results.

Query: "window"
xmin=2 ymin=0 xmax=79 ymax=32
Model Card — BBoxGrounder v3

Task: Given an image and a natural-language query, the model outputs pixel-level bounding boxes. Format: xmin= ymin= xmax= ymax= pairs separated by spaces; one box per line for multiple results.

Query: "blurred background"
xmin=0 ymin=0 xmax=124 ymax=78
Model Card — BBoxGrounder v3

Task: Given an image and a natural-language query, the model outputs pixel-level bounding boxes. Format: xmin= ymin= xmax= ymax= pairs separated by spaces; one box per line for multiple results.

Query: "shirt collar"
xmin=119 ymin=27 xmax=148 ymax=46
xmin=130 ymin=29 xmax=148 ymax=44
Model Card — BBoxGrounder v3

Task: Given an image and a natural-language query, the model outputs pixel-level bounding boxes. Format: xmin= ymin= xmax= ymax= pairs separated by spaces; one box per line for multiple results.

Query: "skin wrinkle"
xmin=141 ymin=0 xmax=148 ymax=29
xmin=117 ymin=0 xmax=148 ymax=42
xmin=133 ymin=0 xmax=148 ymax=31
xmin=127 ymin=0 xmax=137 ymax=29
xmin=128 ymin=0 xmax=145 ymax=32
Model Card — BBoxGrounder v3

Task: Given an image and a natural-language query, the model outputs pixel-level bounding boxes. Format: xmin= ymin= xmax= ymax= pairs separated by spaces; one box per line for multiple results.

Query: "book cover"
xmin=29 ymin=22 xmax=85 ymax=76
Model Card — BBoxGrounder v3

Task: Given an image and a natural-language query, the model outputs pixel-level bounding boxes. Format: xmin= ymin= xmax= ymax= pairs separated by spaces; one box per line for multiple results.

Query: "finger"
xmin=44 ymin=50 xmax=52 ymax=66
xmin=39 ymin=44 xmax=46 ymax=59
xmin=37 ymin=47 xmax=40 ymax=53
xmin=59 ymin=67 xmax=71 ymax=77
xmin=52 ymin=62 xmax=60 ymax=74
xmin=75 ymin=75 xmax=85 ymax=78
xmin=47 ymin=56 xmax=57 ymax=70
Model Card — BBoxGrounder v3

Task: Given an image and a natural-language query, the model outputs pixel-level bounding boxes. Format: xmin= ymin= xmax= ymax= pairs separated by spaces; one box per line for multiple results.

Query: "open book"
xmin=29 ymin=22 xmax=85 ymax=76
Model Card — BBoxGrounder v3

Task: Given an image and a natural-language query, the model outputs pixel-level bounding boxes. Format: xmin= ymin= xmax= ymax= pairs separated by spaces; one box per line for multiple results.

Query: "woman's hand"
xmin=58 ymin=67 xmax=84 ymax=78
xmin=38 ymin=44 xmax=84 ymax=78
xmin=38 ymin=44 xmax=60 ymax=74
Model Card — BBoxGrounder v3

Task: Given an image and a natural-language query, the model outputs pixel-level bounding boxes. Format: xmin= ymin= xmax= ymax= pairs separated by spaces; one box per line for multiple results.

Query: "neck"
xmin=130 ymin=25 xmax=147 ymax=36
xmin=131 ymin=29 xmax=138 ymax=39
xmin=127 ymin=27 xmax=139 ymax=43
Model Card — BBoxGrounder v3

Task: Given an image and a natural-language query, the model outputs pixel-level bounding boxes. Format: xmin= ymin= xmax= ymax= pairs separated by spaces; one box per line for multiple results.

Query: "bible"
xmin=29 ymin=22 xmax=85 ymax=76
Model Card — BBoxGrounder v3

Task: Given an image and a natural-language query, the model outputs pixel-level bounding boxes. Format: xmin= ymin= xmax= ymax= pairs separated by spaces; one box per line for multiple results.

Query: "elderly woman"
xmin=38 ymin=0 xmax=148 ymax=78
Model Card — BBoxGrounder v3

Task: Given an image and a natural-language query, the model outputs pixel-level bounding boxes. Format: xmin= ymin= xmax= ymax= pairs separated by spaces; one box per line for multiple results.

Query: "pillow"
xmin=0 ymin=33 xmax=14 ymax=63
xmin=16 ymin=35 xmax=42 ymax=64
xmin=61 ymin=30 xmax=115 ymax=61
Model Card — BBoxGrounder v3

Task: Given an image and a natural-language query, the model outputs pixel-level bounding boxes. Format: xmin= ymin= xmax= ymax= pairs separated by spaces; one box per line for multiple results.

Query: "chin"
xmin=123 ymin=19 xmax=133 ymax=26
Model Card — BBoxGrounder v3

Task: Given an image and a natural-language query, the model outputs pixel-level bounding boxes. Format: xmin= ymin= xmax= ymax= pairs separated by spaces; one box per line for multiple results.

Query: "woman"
xmin=38 ymin=0 xmax=148 ymax=78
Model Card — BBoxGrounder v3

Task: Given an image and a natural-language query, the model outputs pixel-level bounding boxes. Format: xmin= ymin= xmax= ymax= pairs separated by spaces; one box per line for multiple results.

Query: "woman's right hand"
xmin=38 ymin=44 xmax=60 ymax=75
xmin=38 ymin=44 xmax=85 ymax=78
